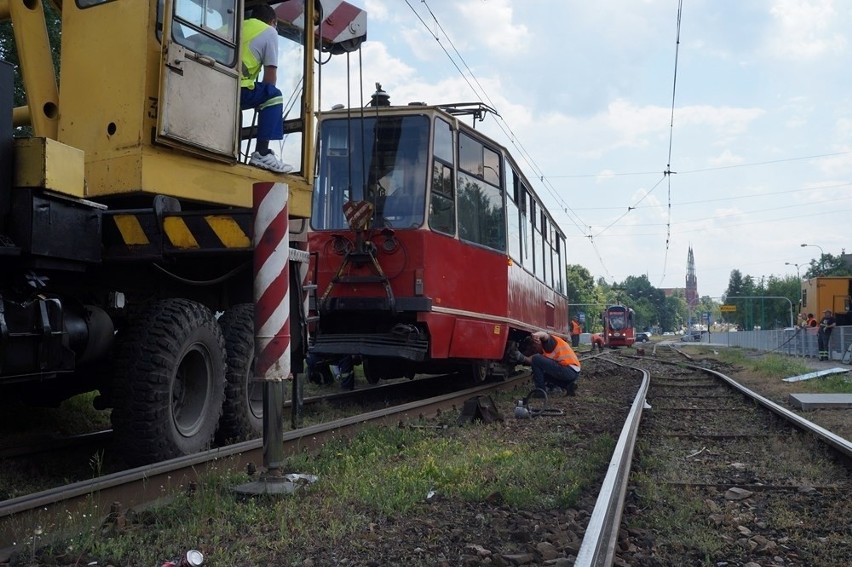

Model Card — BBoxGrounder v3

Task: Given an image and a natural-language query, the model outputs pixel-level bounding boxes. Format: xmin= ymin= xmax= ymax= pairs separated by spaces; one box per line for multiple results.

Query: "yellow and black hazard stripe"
xmin=103 ymin=210 xmax=254 ymax=260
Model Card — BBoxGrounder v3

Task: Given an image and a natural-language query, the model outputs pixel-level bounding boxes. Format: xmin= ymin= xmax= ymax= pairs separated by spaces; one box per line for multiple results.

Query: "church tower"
xmin=686 ymin=246 xmax=698 ymax=309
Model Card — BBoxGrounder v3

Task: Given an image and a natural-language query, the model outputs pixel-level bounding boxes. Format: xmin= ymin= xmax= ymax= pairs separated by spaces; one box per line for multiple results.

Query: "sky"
xmin=311 ymin=0 xmax=852 ymax=299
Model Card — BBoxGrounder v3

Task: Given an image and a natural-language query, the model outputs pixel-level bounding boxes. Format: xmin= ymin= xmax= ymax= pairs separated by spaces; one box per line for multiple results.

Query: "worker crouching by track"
xmin=511 ymin=331 xmax=581 ymax=396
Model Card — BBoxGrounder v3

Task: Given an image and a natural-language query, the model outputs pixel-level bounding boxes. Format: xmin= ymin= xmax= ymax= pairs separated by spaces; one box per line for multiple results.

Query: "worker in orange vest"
xmin=512 ymin=331 xmax=581 ymax=396
xmin=570 ymin=316 xmax=582 ymax=348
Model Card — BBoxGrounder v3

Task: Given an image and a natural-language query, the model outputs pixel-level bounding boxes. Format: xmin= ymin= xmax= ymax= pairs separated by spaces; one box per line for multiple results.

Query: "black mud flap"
xmin=457 ymin=395 xmax=503 ymax=425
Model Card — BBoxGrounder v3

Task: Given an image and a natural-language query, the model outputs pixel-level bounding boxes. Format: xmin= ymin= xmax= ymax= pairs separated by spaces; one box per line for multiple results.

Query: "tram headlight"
xmin=381 ymin=228 xmax=398 ymax=252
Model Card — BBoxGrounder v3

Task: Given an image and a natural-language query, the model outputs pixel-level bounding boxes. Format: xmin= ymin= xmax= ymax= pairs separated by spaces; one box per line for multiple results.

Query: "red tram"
xmin=307 ymin=89 xmax=569 ymax=383
xmin=601 ymin=305 xmax=635 ymax=348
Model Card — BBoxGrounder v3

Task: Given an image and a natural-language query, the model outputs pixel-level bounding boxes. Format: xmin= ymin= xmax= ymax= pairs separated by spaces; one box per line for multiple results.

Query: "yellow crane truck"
xmin=0 ymin=0 xmax=365 ymax=464
xmin=800 ymin=276 xmax=851 ymax=325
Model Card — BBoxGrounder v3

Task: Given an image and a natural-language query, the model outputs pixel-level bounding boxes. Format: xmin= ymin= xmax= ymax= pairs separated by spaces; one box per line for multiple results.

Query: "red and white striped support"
xmin=274 ymin=0 xmax=367 ymax=49
xmin=253 ymin=182 xmax=291 ymax=381
xmin=253 ymin=181 xmax=290 ymax=475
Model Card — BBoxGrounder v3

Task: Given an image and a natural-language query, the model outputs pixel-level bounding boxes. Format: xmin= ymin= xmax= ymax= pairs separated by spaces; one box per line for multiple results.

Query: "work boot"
xmin=566 ymin=382 xmax=577 ymax=397
xmin=250 ymin=150 xmax=294 ymax=173
xmin=340 ymin=371 xmax=355 ymax=391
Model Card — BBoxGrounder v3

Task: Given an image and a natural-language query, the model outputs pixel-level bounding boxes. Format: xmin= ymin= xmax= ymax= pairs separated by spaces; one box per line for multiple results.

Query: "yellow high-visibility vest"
xmin=240 ymin=18 xmax=269 ymax=88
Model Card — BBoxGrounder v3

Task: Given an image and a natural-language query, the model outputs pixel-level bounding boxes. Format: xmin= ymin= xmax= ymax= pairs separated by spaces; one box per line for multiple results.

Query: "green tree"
xmin=663 ymin=293 xmax=687 ymax=332
xmin=723 ymin=272 xmax=798 ymax=330
xmin=0 ymin=3 xmax=62 ymax=131
xmin=619 ymin=274 xmax=665 ymax=332
xmin=803 ymin=252 xmax=852 ymax=278
xmin=566 ymin=264 xmax=602 ymax=332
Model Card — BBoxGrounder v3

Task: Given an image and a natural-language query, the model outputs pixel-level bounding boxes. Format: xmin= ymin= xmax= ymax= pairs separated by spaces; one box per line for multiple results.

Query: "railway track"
xmin=0 ymin=372 xmax=533 ymax=560
xmin=4 ymin=350 xmax=851 ymax=565
xmin=0 ymin=372 xmax=482 ymax=494
xmin=588 ymin=349 xmax=852 ymax=567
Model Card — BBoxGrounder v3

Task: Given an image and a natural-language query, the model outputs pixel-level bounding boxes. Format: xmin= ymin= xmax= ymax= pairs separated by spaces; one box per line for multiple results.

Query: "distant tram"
xmin=602 ymin=305 xmax=635 ymax=348
xmin=307 ymin=87 xmax=569 ymax=383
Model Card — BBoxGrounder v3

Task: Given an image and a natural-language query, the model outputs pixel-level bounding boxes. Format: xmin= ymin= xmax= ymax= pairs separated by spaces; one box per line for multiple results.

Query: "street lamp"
xmin=800 ymin=243 xmax=825 ymax=275
xmin=785 ymin=262 xmax=802 ymax=279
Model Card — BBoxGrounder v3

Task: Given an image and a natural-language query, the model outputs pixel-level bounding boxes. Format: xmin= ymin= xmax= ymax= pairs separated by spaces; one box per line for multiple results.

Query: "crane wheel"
xmin=216 ymin=303 xmax=263 ymax=443
xmin=111 ymin=298 xmax=226 ymax=466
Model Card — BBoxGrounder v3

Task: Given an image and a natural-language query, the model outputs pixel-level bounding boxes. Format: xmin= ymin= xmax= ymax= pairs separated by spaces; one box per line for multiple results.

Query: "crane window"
xmin=157 ymin=0 xmax=238 ymax=66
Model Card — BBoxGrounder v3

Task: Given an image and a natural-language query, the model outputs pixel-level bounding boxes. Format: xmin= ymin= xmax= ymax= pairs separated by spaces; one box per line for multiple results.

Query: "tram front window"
xmin=313 ymin=115 xmax=430 ymax=230
xmin=609 ymin=315 xmax=625 ymax=330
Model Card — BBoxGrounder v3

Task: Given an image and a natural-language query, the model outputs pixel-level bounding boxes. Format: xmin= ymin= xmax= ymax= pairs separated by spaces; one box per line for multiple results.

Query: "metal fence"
xmin=704 ymin=325 xmax=852 ymax=362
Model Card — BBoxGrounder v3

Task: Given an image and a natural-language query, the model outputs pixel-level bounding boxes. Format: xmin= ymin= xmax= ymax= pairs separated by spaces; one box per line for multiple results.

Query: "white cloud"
xmin=708 ymin=150 xmax=745 ymax=167
xmin=766 ymin=0 xmax=848 ymax=60
xmin=313 ymin=0 xmax=852 ymax=297
xmin=456 ymin=0 xmax=530 ymax=57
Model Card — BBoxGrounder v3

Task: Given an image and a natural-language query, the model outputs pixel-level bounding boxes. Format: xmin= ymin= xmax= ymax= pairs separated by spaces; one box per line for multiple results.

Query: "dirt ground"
xmin=11 ymin=349 xmax=851 ymax=567
xmin=302 ymin=350 xmax=852 ymax=567
xmin=299 ymin=361 xmax=641 ymax=567
xmin=686 ymin=348 xmax=852 ymax=443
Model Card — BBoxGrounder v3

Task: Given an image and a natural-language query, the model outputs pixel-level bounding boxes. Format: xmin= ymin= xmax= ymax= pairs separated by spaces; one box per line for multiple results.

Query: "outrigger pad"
xmin=458 ymin=395 xmax=503 ymax=424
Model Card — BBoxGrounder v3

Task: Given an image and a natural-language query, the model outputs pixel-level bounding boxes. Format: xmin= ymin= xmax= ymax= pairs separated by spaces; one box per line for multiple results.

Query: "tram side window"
xmin=429 ymin=119 xmax=456 ymax=236
xmin=526 ymin=193 xmax=535 ymax=272
xmin=547 ymin=222 xmax=557 ymax=289
xmin=556 ymin=235 xmax=565 ymax=293
xmin=541 ymin=215 xmax=549 ymax=286
xmin=457 ymin=133 xmax=505 ymax=251
xmin=532 ymin=200 xmax=543 ymax=281
xmin=506 ymin=168 xmax=522 ymax=263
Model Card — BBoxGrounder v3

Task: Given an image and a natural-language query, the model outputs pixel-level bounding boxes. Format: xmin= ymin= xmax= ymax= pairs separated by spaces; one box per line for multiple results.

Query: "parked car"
xmin=681 ymin=330 xmax=704 ymax=342
xmin=635 ymin=332 xmax=650 ymax=343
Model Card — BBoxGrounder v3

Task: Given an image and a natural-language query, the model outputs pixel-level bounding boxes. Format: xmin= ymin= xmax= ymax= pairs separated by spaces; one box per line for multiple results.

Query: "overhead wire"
xmin=659 ymin=0 xmax=684 ymax=287
xmin=546 ymin=150 xmax=852 ymax=180
xmin=571 ymin=180 xmax=852 ymax=211
xmin=405 ymin=1 xmax=695 ymax=283
xmin=407 ymin=0 xmax=618 ymax=279
xmin=409 ymin=0 xmax=593 ymax=241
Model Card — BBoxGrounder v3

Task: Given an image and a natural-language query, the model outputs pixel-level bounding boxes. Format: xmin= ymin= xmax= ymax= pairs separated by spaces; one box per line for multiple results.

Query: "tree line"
xmin=567 ymin=250 xmax=851 ymax=334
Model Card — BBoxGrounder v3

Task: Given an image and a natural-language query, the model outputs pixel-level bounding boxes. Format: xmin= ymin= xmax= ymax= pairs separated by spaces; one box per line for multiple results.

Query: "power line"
xmin=659 ymin=0 xmax=684 ymax=287
xmin=405 ymin=0 xmax=593 ymax=241
xmin=544 ymin=150 xmax=852 ymax=180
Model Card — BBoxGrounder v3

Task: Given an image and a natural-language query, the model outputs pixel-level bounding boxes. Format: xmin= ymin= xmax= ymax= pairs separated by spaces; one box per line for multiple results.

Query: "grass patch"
xmin=628 ymin=472 xmax=725 ymax=564
xmin=807 ymin=373 xmax=852 ymax=393
xmin=716 ymin=348 xmax=811 ymax=378
xmin=22 ymin=418 xmax=615 ymax=566
xmin=716 ymin=348 xmax=852 ymax=392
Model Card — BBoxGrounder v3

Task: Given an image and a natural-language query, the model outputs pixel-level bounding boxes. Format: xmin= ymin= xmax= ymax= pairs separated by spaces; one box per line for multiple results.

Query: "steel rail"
xmin=694 ymin=363 xmax=852 ymax=459
xmin=574 ymin=356 xmax=649 ymax=567
xmin=576 ymin=351 xmax=852 ymax=566
xmin=0 ymin=373 xmax=529 ymax=557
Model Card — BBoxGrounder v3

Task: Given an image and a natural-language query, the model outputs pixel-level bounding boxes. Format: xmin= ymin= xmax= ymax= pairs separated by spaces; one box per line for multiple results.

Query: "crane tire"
xmin=111 ymin=298 xmax=226 ymax=466
xmin=216 ymin=303 xmax=262 ymax=443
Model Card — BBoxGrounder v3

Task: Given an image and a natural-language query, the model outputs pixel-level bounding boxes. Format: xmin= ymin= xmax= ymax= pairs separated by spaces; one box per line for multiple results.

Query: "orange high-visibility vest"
xmin=544 ymin=336 xmax=580 ymax=368
xmin=571 ymin=320 xmax=582 ymax=335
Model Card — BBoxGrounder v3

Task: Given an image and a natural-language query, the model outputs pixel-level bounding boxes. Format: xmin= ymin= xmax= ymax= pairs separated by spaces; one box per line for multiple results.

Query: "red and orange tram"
xmin=601 ymin=305 xmax=636 ymax=348
xmin=307 ymin=89 xmax=570 ymax=383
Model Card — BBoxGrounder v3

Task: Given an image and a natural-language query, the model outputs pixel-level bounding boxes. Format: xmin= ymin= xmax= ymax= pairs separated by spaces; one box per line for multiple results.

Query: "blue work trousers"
xmin=531 ymin=355 xmax=578 ymax=391
xmin=240 ymin=82 xmax=283 ymax=142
